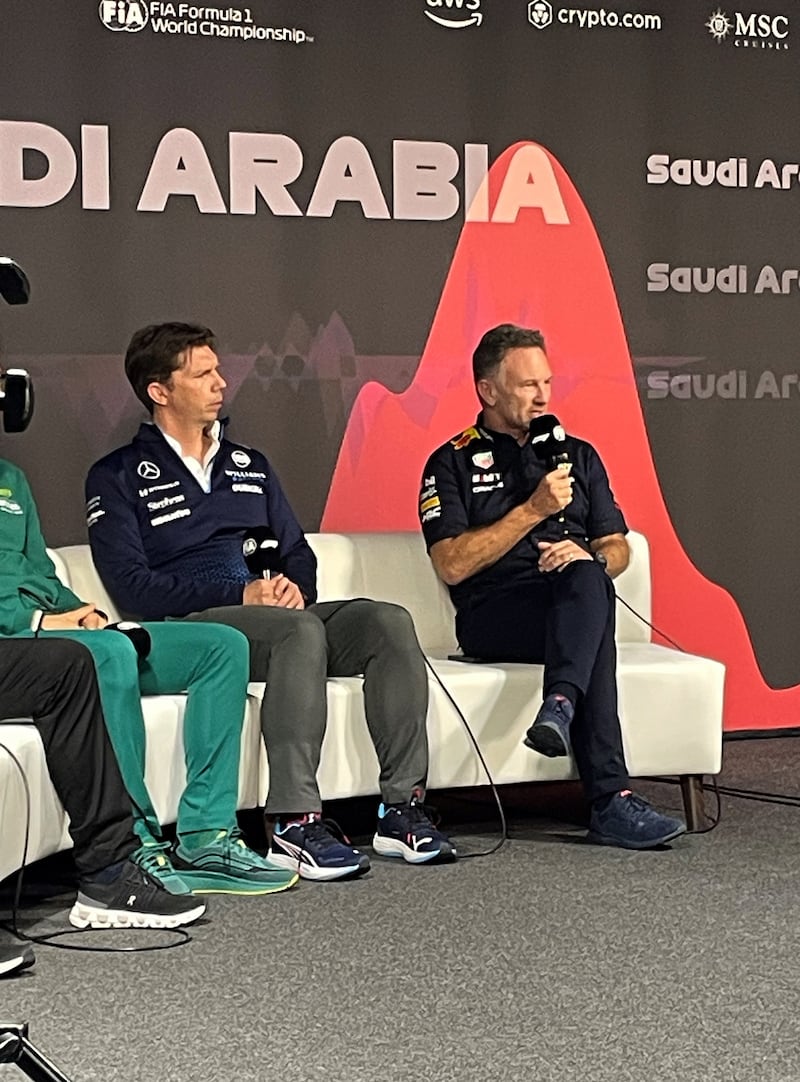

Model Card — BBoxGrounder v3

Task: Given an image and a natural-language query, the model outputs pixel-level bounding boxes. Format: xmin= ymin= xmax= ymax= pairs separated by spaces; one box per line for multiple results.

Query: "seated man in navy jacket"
xmin=86 ymin=322 xmax=454 ymax=881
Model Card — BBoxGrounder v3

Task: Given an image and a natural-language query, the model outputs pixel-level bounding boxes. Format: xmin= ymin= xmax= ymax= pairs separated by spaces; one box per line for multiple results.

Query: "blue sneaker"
xmin=373 ymin=797 xmax=457 ymax=864
xmin=269 ymin=814 xmax=370 ymax=881
xmin=588 ymin=791 xmax=687 ymax=850
xmin=523 ymin=693 xmax=574 ymax=757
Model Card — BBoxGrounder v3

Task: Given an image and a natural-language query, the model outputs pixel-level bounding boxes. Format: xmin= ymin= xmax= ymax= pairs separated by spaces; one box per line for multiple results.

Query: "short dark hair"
xmin=124 ymin=322 xmax=217 ymax=413
xmin=472 ymin=324 xmax=546 ymax=384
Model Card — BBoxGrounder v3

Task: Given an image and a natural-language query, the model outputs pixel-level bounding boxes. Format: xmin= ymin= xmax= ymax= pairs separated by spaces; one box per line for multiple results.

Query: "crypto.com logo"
xmin=424 ymin=0 xmax=483 ymax=29
xmin=98 ymin=0 xmax=149 ymax=32
xmin=529 ymin=1 xmax=554 ymax=28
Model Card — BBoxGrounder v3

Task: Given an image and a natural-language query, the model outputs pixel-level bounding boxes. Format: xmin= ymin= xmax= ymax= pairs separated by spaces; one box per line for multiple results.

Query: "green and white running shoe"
xmin=172 ymin=830 xmax=298 ymax=895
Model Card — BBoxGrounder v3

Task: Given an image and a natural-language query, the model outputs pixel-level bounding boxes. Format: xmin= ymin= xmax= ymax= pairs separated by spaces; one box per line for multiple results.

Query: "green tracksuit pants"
xmin=36 ymin=622 xmax=250 ymax=846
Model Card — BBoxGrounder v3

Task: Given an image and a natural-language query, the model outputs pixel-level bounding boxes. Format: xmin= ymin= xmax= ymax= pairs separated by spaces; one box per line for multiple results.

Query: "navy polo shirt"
xmin=419 ymin=414 xmax=627 ymax=612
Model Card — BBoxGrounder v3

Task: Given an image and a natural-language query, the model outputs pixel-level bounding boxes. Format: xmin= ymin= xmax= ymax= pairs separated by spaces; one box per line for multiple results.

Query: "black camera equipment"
xmin=0 ymin=257 xmax=34 ymax=432
xmin=0 ymin=1022 xmax=73 ymax=1082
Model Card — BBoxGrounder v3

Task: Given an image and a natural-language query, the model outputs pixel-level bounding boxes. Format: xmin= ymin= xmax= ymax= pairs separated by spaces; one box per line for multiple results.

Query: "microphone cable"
xmin=422 ymin=656 xmax=508 ymax=859
xmin=0 ymin=741 xmax=191 ymax=954
xmin=613 ymin=591 xmax=722 ymax=832
xmin=315 ymin=598 xmax=508 ymax=857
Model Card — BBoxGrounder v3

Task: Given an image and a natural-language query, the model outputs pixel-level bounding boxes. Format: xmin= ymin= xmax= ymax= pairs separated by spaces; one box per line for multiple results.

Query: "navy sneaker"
xmin=269 ymin=814 xmax=370 ymax=881
xmin=373 ymin=797 xmax=457 ymax=864
xmin=523 ymin=693 xmax=574 ymax=757
xmin=588 ymin=791 xmax=687 ymax=850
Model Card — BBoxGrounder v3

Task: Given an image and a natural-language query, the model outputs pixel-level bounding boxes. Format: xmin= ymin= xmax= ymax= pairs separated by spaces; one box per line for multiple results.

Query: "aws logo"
xmin=424 ymin=0 xmax=483 ymax=30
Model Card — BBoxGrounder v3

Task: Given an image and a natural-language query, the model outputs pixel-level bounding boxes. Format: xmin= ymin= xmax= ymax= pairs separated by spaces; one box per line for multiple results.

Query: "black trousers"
xmin=457 ymin=561 xmax=631 ymax=802
xmin=0 ymin=638 xmax=136 ymax=877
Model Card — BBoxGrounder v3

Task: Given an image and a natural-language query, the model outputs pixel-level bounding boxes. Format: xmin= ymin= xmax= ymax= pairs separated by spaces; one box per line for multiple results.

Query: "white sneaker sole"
xmin=0 ymin=949 xmax=33 ymax=975
xmin=68 ymin=901 xmax=206 ymax=929
xmin=268 ymin=848 xmax=369 ymax=881
xmin=372 ymin=834 xmax=441 ymax=864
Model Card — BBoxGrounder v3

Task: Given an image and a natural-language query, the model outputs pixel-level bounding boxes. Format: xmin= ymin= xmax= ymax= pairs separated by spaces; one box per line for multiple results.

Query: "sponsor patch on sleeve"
xmin=450 ymin=427 xmax=480 ymax=451
xmin=86 ymin=495 xmax=104 ymax=528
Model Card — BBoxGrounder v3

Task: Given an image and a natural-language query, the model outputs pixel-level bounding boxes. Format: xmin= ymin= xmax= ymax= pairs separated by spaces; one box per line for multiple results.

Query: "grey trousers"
xmin=182 ymin=599 xmax=429 ymax=813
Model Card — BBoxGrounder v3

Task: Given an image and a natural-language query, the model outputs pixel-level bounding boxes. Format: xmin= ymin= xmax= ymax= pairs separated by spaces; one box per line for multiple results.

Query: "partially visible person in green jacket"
xmin=0 ymin=458 xmax=297 ymax=899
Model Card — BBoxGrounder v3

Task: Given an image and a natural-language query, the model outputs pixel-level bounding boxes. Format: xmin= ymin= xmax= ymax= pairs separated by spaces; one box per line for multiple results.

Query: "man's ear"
xmin=477 ymin=378 xmax=496 ymax=407
xmin=147 ymin=381 xmax=168 ymax=408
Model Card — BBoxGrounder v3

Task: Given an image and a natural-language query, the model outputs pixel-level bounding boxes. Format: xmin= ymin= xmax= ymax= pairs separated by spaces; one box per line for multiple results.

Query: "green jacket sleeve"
xmin=0 ymin=462 xmax=84 ymax=636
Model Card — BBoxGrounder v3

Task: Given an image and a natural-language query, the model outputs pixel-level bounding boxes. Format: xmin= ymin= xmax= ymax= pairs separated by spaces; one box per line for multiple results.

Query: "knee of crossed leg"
xmin=350 ymin=599 xmax=419 ymax=650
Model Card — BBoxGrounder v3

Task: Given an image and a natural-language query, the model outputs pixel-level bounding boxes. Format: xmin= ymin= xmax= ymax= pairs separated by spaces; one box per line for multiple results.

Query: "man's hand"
xmin=242 ymin=576 xmax=305 ymax=609
xmin=528 ymin=467 xmax=574 ymax=519
xmin=41 ymin=604 xmax=108 ymax=630
xmin=271 ymin=575 xmax=305 ymax=609
xmin=537 ymin=540 xmax=592 ymax=574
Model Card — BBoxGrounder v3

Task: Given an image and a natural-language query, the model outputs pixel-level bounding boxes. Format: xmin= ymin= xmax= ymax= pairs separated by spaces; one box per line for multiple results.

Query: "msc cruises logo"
xmin=424 ymin=0 xmax=483 ymax=29
xmin=706 ymin=8 xmax=789 ymax=47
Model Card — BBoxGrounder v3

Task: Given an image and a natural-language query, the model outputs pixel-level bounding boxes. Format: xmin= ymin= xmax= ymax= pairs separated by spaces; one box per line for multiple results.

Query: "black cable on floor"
xmin=0 ymin=741 xmax=190 ymax=953
xmin=423 ymin=657 xmax=508 ymax=857
xmin=648 ymin=774 xmax=722 ymax=833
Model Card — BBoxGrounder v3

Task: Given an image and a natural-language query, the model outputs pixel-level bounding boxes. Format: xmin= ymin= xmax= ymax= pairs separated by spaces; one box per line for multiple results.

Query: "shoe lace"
xmin=132 ymin=844 xmax=174 ymax=877
xmin=402 ymin=798 xmax=440 ymax=831
xmin=623 ymin=794 xmax=652 ymax=815
xmin=305 ymin=817 xmax=354 ymax=850
xmin=215 ymin=829 xmax=250 ymax=857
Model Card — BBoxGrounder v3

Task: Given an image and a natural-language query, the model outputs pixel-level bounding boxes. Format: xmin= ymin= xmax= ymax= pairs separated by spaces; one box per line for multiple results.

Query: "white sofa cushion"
xmin=0 ymin=530 xmax=723 ymax=883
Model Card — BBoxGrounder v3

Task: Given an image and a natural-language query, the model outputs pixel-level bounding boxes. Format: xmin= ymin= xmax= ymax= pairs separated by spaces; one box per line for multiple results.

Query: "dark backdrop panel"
xmin=2 ymin=0 xmax=798 ymax=724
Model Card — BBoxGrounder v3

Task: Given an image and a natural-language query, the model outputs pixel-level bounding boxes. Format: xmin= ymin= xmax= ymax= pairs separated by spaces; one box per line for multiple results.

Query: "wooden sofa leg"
xmin=679 ymin=774 xmax=705 ymax=832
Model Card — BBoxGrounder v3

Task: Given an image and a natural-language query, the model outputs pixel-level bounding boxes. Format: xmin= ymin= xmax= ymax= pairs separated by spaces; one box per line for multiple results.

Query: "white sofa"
xmin=0 ymin=531 xmax=724 ymax=882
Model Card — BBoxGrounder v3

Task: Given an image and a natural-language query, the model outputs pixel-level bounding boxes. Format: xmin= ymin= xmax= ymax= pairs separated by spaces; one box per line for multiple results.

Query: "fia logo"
xmin=424 ymin=0 xmax=483 ymax=30
xmin=98 ymin=1 xmax=150 ymax=32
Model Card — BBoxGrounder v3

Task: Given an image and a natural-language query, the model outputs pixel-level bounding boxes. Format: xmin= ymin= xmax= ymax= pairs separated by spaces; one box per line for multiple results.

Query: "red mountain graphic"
xmin=323 ymin=141 xmax=783 ymax=731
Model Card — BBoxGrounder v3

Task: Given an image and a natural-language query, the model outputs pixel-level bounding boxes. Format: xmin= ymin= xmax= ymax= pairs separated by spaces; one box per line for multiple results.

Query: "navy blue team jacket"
xmin=86 ymin=423 xmax=317 ymax=620
xmin=418 ymin=415 xmax=627 ymax=612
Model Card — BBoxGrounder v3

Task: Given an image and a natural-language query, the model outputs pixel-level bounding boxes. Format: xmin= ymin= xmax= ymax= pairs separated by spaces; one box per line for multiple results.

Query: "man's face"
xmin=149 ymin=344 xmax=226 ymax=426
xmin=479 ymin=346 xmax=552 ymax=437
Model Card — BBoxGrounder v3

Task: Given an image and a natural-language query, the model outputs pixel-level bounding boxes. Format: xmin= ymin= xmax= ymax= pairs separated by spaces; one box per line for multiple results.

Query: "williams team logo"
xmin=99 ymin=0 xmax=150 ymax=31
xmin=424 ymin=0 xmax=483 ymax=29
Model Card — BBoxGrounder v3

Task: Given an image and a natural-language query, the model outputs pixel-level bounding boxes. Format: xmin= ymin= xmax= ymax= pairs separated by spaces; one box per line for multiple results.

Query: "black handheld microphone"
xmin=528 ymin=414 xmax=571 ymax=472
xmin=105 ymin=621 xmax=151 ymax=660
xmin=242 ymin=526 xmax=282 ymax=579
